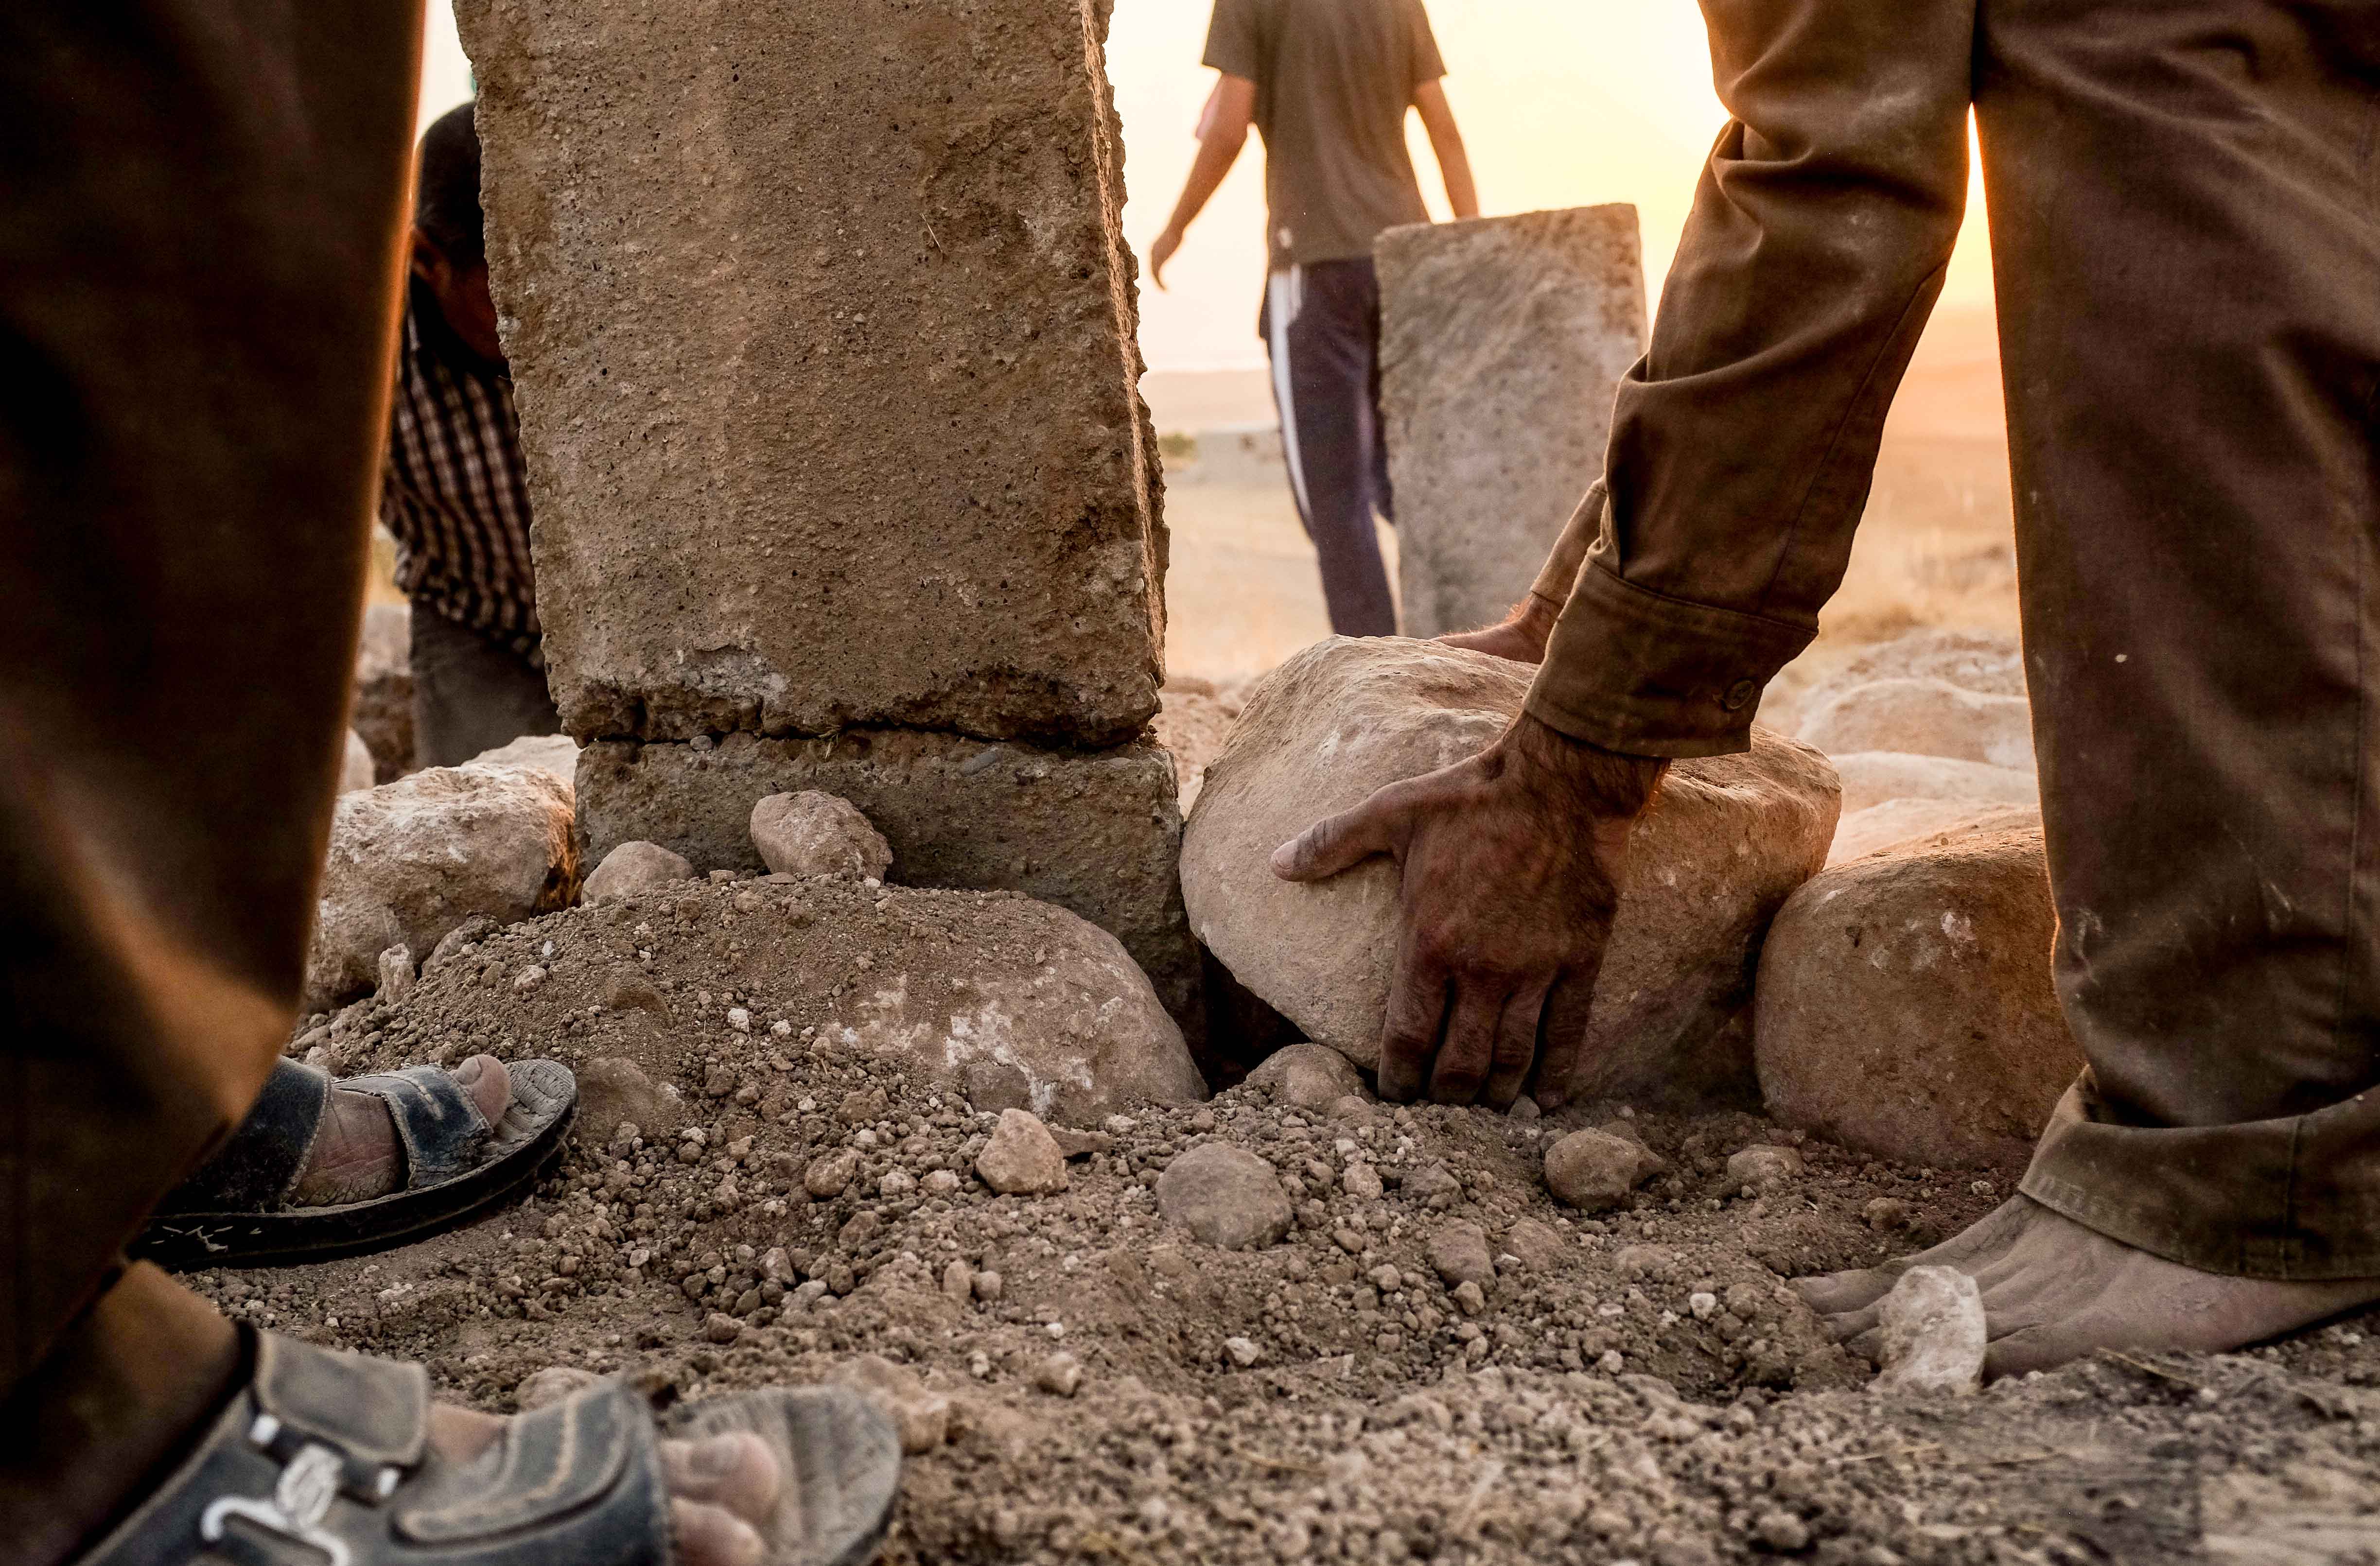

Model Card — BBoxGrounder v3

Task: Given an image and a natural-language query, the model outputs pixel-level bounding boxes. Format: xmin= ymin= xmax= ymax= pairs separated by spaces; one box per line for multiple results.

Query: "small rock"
xmin=1864 ymin=1198 xmax=1910 ymax=1232
xmin=1452 ymin=1280 xmax=1488 ymax=1317
xmin=975 ymin=1109 xmax=1069 ymax=1195
xmin=1753 ymin=1509 xmax=1811 ymax=1553
xmin=374 ymin=944 xmax=415 ymax=1004
xmin=1035 ymin=1352 xmax=1084 ymax=1397
xmin=831 ymin=1355 xmax=951 ymax=1453
xmin=1726 ymin=1146 xmax=1806 ymax=1191
xmin=922 ymin=1168 xmax=962 ymax=1195
xmin=805 ymin=1150 xmax=858 ymax=1198
xmin=1426 ymin=1221 xmax=1495 ymax=1287
xmin=515 ymin=1365 xmax=600 ymax=1412
xmin=750 ymin=791 xmax=893 ymax=880
xmin=1223 ymin=1336 xmax=1262 ymax=1367
xmin=578 ymin=1056 xmax=686 ymax=1142
xmin=972 ymin=1270 xmax=1004 ymax=1302
xmin=702 ymin=1313 xmax=740 ymax=1344
xmin=584 ymin=840 xmax=693 ymax=900
xmin=1500 ymin=1219 xmax=1566 ymax=1272
xmin=1048 ymin=1127 xmax=1116 ymax=1159
xmin=1543 ymin=1129 xmax=1655 ymax=1212
xmin=1875 ymin=1266 xmax=1986 ymax=1394
xmin=1688 ymin=1291 xmax=1718 ymax=1321
xmin=1369 ymin=1265 xmax=1403 ymax=1292
xmin=1342 ymin=1163 xmax=1383 ymax=1201
xmin=941 ymin=1261 xmax=974 ymax=1302
xmin=1243 ymin=1043 xmax=1370 ymax=1110
xmin=511 ymin=964 xmax=546 ymax=992
xmin=1507 ymin=1095 xmax=1540 ymax=1121
xmin=1155 ymin=1143 xmax=1294 ymax=1251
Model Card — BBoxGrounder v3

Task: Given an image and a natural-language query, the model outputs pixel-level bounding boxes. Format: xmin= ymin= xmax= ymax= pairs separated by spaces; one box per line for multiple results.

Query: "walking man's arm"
xmin=1151 ymin=74 xmax=1257 ymax=290
xmin=1413 ymin=79 xmax=1478 ymax=221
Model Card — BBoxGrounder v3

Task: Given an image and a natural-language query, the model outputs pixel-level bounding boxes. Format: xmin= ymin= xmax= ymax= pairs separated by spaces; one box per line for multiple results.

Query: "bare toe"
xmin=453 ymin=1053 xmax=511 ymax=1124
xmin=661 ymin=1432 xmax=782 ymax=1523
xmin=671 ymin=1498 xmax=767 ymax=1566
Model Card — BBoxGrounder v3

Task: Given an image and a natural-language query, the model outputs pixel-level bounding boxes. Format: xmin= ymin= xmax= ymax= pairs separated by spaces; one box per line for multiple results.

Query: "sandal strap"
xmin=157 ymin=1061 xmax=331 ymax=1213
xmin=75 ymin=1331 xmax=669 ymax=1566
xmin=342 ymin=1065 xmax=493 ymax=1187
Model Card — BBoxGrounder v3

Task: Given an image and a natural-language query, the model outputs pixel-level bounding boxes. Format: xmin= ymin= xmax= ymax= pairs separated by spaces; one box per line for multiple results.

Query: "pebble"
xmin=515 ymin=1365 xmax=600 ymax=1412
xmin=1342 ymin=1162 xmax=1384 ymax=1200
xmin=1156 ymin=1143 xmax=1293 ymax=1250
xmin=805 ymin=1150 xmax=858 ymax=1198
xmin=1452 ymin=1280 xmax=1487 ymax=1317
xmin=1500 ymin=1218 xmax=1566 ymax=1272
xmin=942 ymin=1260 xmax=974 ymax=1302
xmin=973 ymin=1270 xmax=1005 ymax=1302
xmin=1223 ymin=1336 xmax=1262 ymax=1367
xmin=832 ymin=1355 xmax=951 ymax=1453
xmin=1035 ymin=1352 xmax=1084 ymax=1397
xmin=1543 ymin=1128 xmax=1654 ymax=1212
xmin=1863 ymin=1197 xmax=1910 ymax=1232
xmin=1688 ymin=1291 xmax=1718 ymax=1321
xmin=1726 ymin=1145 xmax=1806 ymax=1192
xmin=1875 ymin=1265 xmax=1986 ymax=1394
xmin=1753 ymin=1509 xmax=1811 ymax=1552
xmin=1426 ymin=1220 xmax=1495 ymax=1287
xmin=583 ymin=840 xmax=693 ymax=900
xmin=975 ymin=1109 xmax=1070 ymax=1195
xmin=702 ymin=1312 xmax=740 ymax=1344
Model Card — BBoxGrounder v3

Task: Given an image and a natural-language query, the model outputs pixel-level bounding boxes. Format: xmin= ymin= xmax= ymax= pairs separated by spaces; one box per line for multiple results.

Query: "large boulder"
xmin=1754 ymin=818 xmax=2079 ymax=1170
xmin=1182 ymin=638 xmax=1839 ymax=1106
xmin=467 ymin=733 xmax=581 ymax=802
xmin=1828 ymin=800 xmax=2038 ymax=867
xmin=303 ymin=761 xmax=581 ymax=1012
xmin=1798 ymin=677 xmax=2035 ymax=772
xmin=338 ymin=731 xmax=377 ymax=795
xmin=1814 ymin=628 xmax=2025 ymax=702
xmin=811 ymin=891 xmax=1208 ymax=1125
xmin=1832 ymin=752 xmax=2038 ymax=816
xmin=351 ymin=601 xmax=416 ymax=783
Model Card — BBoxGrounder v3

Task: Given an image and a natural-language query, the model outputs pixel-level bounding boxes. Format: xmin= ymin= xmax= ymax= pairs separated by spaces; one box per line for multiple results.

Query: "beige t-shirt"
xmin=1203 ymin=0 xmax=1446 ymax=271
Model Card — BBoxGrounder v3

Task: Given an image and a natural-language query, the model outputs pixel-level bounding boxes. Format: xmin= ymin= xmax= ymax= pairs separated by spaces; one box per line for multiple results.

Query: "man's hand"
xmin=1436 ymin=594 xmax=1558 ymax=665
xmin=1272 ymin=714 xmax=1667 ymax=1109
xmin=1151 ymin=225 xmax=1184 ymax=291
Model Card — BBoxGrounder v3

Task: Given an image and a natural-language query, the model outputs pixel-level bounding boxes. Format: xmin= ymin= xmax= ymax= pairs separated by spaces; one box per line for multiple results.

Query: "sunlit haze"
xmin=419 ymin=2 xmax=1995 ymax=374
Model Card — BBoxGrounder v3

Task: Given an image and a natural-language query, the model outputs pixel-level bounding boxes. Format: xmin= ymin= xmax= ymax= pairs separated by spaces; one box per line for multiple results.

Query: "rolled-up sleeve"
xmin=1525 ymin=0 xmax=1978 ymax=757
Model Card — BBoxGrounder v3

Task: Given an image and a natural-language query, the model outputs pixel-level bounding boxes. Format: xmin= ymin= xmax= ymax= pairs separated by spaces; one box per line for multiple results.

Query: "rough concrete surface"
xmin=1376 ymin=207 xmax=1646 ymax=638
xmin=1182 ymin=639 xmax=1837 ymax=1105
xmin=577 ymin=728 xmax=1197 ymax=1029
xmin=1755 ymin=819 xmax=2079 ymax=1170
xmin=456 ymin=0 xmax=1166 ymax=748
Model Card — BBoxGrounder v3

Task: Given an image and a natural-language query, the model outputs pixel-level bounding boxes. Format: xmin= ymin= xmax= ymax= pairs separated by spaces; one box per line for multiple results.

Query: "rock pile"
xmin=1183 ymin=638 xmax=1838 ymax=1105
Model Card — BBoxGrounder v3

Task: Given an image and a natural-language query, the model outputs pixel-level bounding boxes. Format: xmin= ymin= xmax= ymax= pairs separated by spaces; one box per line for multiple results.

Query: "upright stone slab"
xmin=456 ymin=0 xmax=1199 ymax=1029
xmin=1376 ymin=207 xmax=1646 ymax=637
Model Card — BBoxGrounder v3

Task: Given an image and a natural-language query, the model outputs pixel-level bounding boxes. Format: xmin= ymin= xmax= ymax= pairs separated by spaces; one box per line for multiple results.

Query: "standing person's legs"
xmin=0 ymin=0 xmax=420 ymax=1550
xmin=408 ymin=600 xmax=561 ymax=767
xmin=1804 ymin=0 xmax=2380 ymax=1371
xmin=1265 ymin=258 xmax=1399 ymax=637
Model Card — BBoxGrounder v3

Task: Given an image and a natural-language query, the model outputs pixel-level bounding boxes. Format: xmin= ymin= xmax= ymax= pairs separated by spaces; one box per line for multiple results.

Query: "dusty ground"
xmin=277 ymin=314 xmax=2380 ymax=1559
xmin=202 ymin=876 xmax=2380 ymax=1565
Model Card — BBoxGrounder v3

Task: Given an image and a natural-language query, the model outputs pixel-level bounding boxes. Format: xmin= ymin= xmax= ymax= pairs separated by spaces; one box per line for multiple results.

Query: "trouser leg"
xmin=0 ymin=0 xmax=420 ymax=1397
xmin=409 ymin=601 xmax=562 ymax=768
xmin=1265 ymin=259 xmax=1399 ymax=637
xmin=1979 ymin=0 xmax=2380 ymax=1275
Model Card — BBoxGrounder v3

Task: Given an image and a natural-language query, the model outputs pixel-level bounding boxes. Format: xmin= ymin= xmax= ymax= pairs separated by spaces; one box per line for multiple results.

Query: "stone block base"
xmin=578 ymin=729 xmax=1199 ymax=1032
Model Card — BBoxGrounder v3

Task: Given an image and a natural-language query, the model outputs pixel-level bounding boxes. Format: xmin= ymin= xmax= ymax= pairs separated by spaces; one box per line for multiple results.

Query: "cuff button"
xmin=1722 ymin=679 xmax=1756 ymax=712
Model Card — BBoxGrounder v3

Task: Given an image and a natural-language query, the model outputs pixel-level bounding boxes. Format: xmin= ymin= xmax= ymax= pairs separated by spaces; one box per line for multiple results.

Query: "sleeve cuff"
xmin=1525 ymin=482 xmax=1603 ymax=613
xmin=1522 ymin=557 xmax=1815 ymax=758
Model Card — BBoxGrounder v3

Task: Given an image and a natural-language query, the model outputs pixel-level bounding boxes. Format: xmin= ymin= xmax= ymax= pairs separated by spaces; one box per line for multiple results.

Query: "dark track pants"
xmin=0 ymin=0 xmax=420 ymax=1430
xmin=1262 ymin=257 xmax=1399 ymax=638
xmin=410 ymin=601 xmax=562 ymax=769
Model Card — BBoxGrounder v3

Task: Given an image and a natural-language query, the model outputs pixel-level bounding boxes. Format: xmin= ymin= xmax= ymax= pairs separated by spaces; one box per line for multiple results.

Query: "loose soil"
xmin=202 ymin=878 xmax=2380 ymax=1565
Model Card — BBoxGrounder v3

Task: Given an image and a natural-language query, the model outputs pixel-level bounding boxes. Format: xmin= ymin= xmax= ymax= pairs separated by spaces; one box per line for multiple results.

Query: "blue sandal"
xmin=137 ymin=1057 xmax=577 ymax=1269
xmin=72 ymin=1328 xmax=901 ymax=1566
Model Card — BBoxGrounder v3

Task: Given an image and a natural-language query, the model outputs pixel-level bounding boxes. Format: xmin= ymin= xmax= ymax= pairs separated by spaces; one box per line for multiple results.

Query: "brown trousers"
xmin=1524 ymin=0 xmax=2380 ymax=1275
xmin=0 ymin=0 xmax=420 ymax=1408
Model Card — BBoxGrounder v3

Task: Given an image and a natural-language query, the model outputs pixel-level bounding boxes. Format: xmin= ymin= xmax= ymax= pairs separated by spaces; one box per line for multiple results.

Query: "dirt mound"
xmin=215 ymin=876 xmax=2380 ymax=1564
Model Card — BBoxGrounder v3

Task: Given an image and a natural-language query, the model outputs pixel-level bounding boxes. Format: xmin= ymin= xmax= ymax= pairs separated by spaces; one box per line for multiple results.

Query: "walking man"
xmin=1277 ymin=0 xmax=2380 ymax=1374
xmin=1152 ymin=0 xmax=1478 ymax=638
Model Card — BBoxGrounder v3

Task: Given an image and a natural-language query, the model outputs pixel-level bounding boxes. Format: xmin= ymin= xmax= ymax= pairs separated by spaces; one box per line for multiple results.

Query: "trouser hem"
xmin=2019 ymin=1079 xmax=2380 ymax=1280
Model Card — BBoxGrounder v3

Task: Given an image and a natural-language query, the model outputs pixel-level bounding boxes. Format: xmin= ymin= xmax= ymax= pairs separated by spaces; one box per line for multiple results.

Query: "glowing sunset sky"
xmin=420 ymin=2 xmax=1995 ymax=373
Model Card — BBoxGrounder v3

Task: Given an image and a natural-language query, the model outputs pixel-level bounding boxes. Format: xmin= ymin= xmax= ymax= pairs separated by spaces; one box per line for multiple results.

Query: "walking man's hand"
xmin=1271 ymin=714 xmax=1667 ymax=1109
